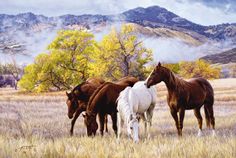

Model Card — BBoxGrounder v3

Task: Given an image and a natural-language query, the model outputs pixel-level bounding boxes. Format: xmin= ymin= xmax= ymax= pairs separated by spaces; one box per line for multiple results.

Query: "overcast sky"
xmin=0 ymin=0 xmax=236 ymax=25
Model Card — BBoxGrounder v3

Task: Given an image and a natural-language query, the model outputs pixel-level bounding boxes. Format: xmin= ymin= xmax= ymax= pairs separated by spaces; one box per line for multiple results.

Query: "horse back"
xmin=86 ymin=82 xmax=122 ymax=114
xmin=168 ymin=77 xmax=214 ymax=109
xmin=86 ymin=77 xmax=105 ymax=87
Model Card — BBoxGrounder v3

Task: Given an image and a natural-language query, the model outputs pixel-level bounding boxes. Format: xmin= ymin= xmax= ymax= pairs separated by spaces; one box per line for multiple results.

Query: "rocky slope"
xmin=0 ymin=6 xmax=236 ymax=63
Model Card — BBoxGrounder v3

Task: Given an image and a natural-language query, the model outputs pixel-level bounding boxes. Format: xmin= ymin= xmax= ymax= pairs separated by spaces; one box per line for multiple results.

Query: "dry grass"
xmin=0 ymin=78 xmax=236 ymax=158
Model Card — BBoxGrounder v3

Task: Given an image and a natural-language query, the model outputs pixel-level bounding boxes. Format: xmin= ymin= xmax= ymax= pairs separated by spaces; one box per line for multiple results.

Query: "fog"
xmin=142 ymin=37 xmax=234 ymax=63
xmin=0 ymin=23 xmax=234 ymax=65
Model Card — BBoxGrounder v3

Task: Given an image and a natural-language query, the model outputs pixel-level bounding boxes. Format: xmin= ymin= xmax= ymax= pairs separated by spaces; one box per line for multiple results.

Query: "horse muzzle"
xmin=68 ymin=113 xmax=74 ymax=119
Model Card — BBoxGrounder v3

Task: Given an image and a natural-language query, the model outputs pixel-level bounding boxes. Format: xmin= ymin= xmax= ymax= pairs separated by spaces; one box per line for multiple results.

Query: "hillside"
xmin=0 ymin=6 xmax=236 ymax=63
xmin=201 ymin=48 xmax=236 ymax=64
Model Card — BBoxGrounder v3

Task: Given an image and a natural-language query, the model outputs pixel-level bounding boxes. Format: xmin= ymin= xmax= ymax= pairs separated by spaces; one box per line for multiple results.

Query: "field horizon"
xmin=0 ymin=78 xmax=235 ymax=158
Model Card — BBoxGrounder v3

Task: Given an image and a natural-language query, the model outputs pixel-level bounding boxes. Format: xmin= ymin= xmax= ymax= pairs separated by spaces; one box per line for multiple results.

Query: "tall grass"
xmin=0 ymin=78 xmax=236 ymax=158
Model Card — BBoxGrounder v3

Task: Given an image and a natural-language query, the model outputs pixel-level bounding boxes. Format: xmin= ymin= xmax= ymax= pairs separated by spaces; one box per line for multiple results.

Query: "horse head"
xmin=66 ymin=91 xmax=79 ymax=119
xmin=83 ymin=112 xmax=98 ymax=136
xmin=127 ymin=114 xmax=139 ymax=143
xmin=146 ymin=62 xmax=167 ymax=88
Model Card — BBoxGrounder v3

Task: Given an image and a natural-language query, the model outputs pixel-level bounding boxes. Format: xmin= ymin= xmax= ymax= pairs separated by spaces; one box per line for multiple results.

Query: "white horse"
xmin=116 ymin=81 xmax=158 ymax=142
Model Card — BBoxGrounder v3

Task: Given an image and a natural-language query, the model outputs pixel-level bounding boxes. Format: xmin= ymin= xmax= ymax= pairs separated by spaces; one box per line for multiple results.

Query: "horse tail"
xmin=87 ymin=82 xmax=111 ymax=111
xmin=201 ymin=78 xmax=214 ymax=128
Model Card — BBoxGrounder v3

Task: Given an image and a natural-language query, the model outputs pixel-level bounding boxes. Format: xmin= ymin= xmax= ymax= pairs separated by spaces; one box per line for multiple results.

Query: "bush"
xmin=178 ymin=60 xmax=221 ymax=79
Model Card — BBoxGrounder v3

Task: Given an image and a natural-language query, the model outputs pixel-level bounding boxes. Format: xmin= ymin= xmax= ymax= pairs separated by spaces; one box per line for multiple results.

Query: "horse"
xmin=83 ymin=76 xmax=138 ymax=136
xmin=116 ymin=81 xmax=158 ymax=143
xmin=66 ymin=77 xmax=106 ymax=135
xmin=145 ymin=62 xmax=215 ymax=136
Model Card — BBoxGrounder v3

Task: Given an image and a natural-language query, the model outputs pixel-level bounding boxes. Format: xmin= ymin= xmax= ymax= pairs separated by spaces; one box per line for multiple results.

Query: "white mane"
xmin=117 ymin=87 xmax=133 ymax=123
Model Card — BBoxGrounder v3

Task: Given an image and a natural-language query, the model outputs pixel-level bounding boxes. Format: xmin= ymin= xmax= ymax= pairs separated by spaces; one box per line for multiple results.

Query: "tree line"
xmin=18 ymin=24 xmax=221 ymax=92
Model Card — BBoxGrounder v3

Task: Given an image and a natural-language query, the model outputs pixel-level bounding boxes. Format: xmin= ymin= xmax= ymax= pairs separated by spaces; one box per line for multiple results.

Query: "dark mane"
xmin=86 ymin=82 xmax=111 ymax=114
xmin=72 ymin=82 xmax=87 ymax=94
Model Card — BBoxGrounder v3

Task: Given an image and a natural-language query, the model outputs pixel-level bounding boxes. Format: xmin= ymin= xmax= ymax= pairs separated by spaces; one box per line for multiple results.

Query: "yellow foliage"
xmin=179 ymin=60 xmax=221 ymax=79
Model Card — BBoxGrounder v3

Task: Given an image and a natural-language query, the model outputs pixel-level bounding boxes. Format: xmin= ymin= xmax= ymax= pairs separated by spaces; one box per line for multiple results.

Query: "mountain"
xmin=201 ymin=48 xmax=236 ymax=64
xmin=0 ymin=6 xmax=236 ymax=63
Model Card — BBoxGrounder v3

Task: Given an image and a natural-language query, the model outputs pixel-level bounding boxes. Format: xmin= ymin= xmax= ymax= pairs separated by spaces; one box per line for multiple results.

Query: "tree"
xmin=19 ymin=30 xmax=97 ymax=92
xmin=0 ymin=59 xmax=23 ymax=89
xmin=179 ymin=60 xmax=221 ymax=79
xmin=19 ymin=26 xmax=154 ymax=92
xmin=90 ymin=24 xmax=153 ymax=80
xmin=162 ymin=63 xmax=180 ymax=74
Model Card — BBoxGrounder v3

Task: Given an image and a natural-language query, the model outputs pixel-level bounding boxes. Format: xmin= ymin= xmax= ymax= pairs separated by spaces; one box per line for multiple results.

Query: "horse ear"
xmin=158 ymin=62 xmax=161 ymax=67
xmin=74 ymin=90 xmax=79 ymax=95
xmin=129 ymin=114 xmax=133 ymax=121
xmin=82 ymin=111 xmax=86 ymax=118
xmin=66 ymin=91 xmax=69 ymax=97
xmin=136 ymin=114 xmax=141 ymax=121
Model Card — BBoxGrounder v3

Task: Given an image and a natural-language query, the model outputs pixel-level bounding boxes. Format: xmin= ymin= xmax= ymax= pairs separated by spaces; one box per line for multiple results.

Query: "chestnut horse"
xmin=83 ymin=76 xmax=138 ymax=136
xmin=145 ymin=62 xmax=215 ymax=136
xmin=66 ymin=77 xmax=106 ymax=135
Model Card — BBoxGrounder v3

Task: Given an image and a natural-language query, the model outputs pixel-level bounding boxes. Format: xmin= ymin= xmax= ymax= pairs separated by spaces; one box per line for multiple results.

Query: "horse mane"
xmin=163 ymin=66 xmax=197 ymax=93
xmin=72 ymin=82 xmax=87 ymax=94
xmin=117 ymin=87 xmax=132 ymax=121
xmin=86 ymin=82 xmax=112 ymax=113
xmin=86 ymin=77 xmax=138 ymax=114
xmin=115 ymin=76 xmax=138 ymax=87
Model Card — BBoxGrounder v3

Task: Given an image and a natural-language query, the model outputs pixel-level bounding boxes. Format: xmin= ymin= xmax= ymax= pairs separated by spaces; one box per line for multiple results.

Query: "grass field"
xmin=0 ymin=78 xmax=236 ymax=158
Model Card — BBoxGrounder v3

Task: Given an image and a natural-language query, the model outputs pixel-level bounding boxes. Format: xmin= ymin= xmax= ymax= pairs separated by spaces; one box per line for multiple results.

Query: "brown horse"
xmin=83 ymin=76 xmax=138 ymax=136
xmin=145 ymin=62 xmax=215 ymax=136
xmin=66 ymin=77 xmax=106 ymax=135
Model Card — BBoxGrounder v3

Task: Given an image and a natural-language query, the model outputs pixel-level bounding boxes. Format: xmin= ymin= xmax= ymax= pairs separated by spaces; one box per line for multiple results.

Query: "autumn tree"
xmin=19 ymin=30 xmax=96 ymax=92
xmin=90 ymin=24 xmax=153 ymax=80
xmin=162 ymin=63 xmax=180 ymax=74
xmin=179 ymin=59 xmax=221 ymax=79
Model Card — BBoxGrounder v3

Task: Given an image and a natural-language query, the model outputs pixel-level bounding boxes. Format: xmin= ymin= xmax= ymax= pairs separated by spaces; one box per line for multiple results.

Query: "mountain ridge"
xmin=0 ymin=5 xmax=236 ymax=64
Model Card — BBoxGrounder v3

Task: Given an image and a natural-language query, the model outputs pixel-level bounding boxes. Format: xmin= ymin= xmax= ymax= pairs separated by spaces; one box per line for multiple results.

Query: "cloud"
xmin=0 ymin=0 xmax=236 ymax=25
xmin=189 ymin=0 xmax=236 ymax=12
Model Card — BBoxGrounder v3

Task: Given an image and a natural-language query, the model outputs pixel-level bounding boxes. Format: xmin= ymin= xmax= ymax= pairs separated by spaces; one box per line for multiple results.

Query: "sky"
xmin=0 ymin=0 xmax=236 ymax=25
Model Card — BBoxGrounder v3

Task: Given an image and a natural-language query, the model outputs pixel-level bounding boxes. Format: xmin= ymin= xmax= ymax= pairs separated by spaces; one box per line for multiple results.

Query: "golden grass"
xmin=0 ymin=78 xmax=236 ymax=158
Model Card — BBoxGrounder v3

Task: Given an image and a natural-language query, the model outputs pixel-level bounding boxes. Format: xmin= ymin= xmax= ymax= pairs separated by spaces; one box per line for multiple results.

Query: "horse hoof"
xmin=134 ymin=140 xmax=139 ymax=143
xmin=197 ymin=130 xmax=203 ymax=137
xmin=212 ymin=130 xmax=216 ymax=137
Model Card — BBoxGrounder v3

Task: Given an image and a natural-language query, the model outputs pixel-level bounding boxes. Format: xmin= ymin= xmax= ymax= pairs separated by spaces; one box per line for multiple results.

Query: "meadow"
xmin=0 ymin=78 xmax=235 ymax=158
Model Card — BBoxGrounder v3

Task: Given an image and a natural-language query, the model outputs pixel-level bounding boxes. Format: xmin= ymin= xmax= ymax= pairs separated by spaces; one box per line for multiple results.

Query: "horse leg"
xmin=178 ymin=108 xmax=185 ymax=136
xmin=205 ymin=104 xmax=216 ymax=136
xmin=98 ymin=113 xmax=105 ymax=136
xmin=145 ymin=104 xmax=155 ymax=138
xmin=70 ymin=109 xmax=81 ymax=136
xmin=170 ymin=108 xmax=180 ymax=136
xmin=105 ymin=114 xmax=108 ymax=133
xmin=140 ymin=114 xmax=147 ymax=137
xmin=204 ymin=105 xmax=211 ymax=128
xmin=117 ymin=113 xmax=122 ymax=140
xmin=111 ymin=112 xmax=118 ymax=137
xmin=194 ymin=108 xmax=203 ymax=137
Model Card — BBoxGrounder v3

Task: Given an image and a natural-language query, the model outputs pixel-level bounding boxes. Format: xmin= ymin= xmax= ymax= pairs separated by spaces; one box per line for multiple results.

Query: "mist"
xmin=142 ymin=37 xmax=234 ymax=63
xmin=0 ymin=22 xmax=234 ymax=65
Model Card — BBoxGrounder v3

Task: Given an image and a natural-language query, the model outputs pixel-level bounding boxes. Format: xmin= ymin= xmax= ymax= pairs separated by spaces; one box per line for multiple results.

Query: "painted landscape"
xmin=0 ymin=79 xmax=236 ymax=157
xmin=0 ymin=1 xmax=236 ymax=158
